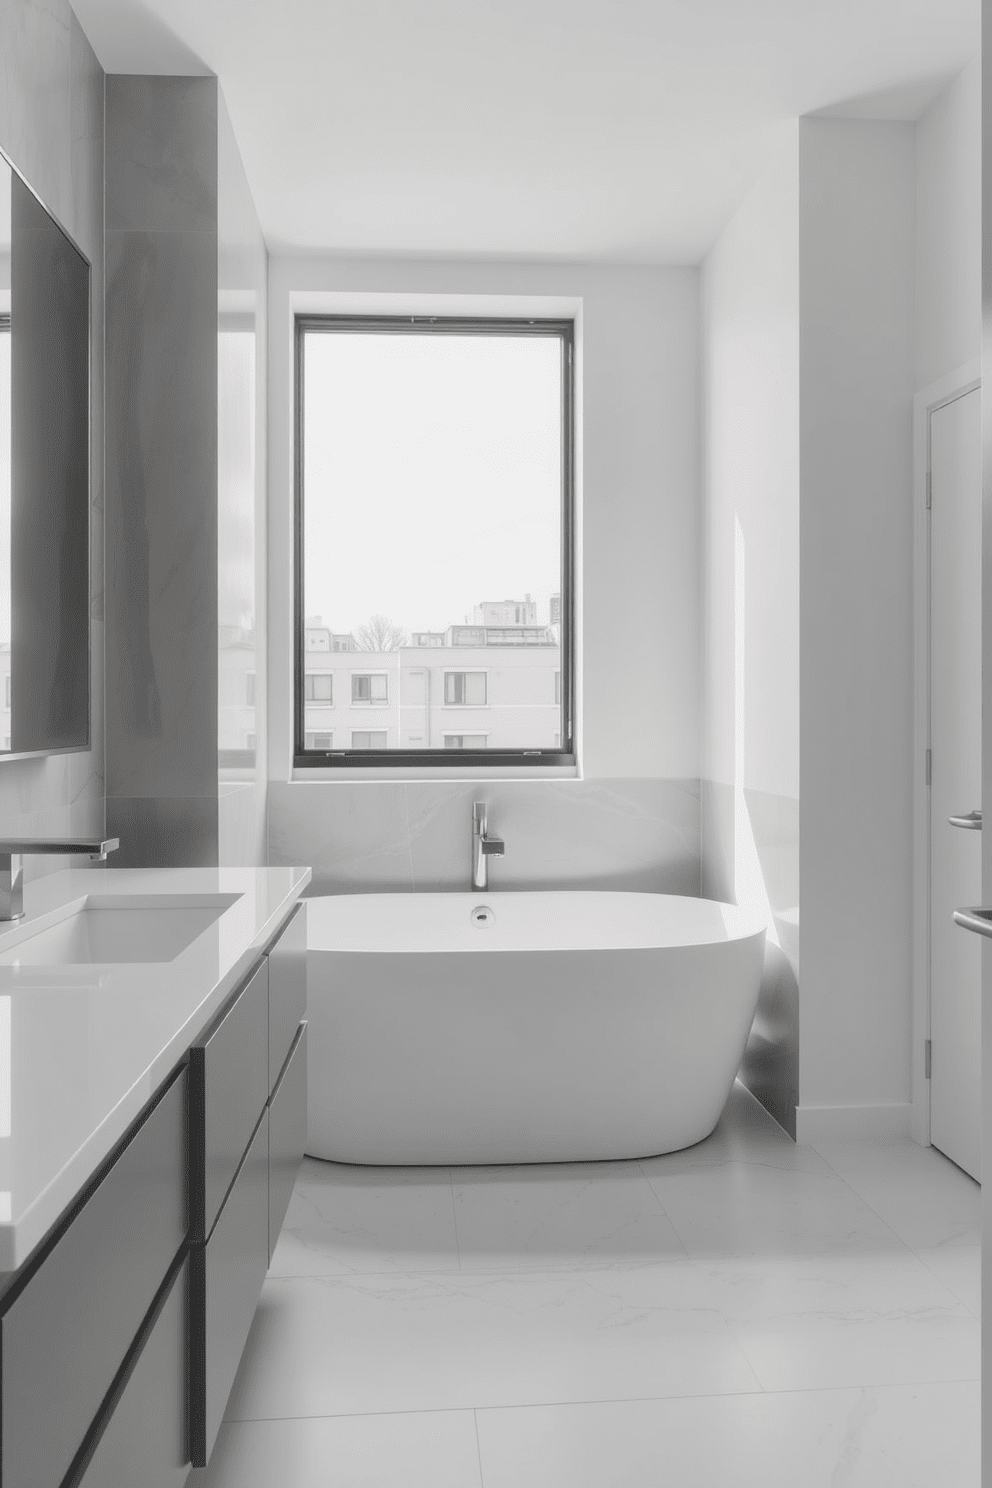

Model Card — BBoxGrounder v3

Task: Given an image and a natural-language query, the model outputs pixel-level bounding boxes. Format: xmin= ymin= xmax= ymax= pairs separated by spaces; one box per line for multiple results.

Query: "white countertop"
xmin=0 ymin=865 xmax=311 ymax=1270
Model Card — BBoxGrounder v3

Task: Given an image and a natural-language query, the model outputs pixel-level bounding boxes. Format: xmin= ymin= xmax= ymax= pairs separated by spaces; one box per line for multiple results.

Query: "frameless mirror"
xmin=0 ymin=151 xmax=90 ymax=758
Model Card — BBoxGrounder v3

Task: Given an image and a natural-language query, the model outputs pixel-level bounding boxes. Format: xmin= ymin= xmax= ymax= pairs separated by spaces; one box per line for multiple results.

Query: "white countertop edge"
xmin=0 ymin=870 xmax=311 ymax=1272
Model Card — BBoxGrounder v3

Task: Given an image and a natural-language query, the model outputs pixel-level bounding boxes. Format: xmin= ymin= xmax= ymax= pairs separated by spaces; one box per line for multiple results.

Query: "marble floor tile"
xmin=224 ymin=1268 xmax=761 ymax=1421
xmin=189 ymin=1410 xmax=483 ymax=1488
xmin=644 ymin=1157 xmax=907 ymax=1259
xmin=474 ymin=1381 xmax=980 ymax=1488
xmin=450 ymin=1159 xmax=685 ymax=1271
xmin=640 ymin=1083 xmax=833 ymax=1176
xmin=268 ymin=1159 xmax=459 ymax=1277
xmin=813 ymin=1139 xmax=981 ymax=1251
xmin=705 ymin=1252 xmax=979 ymax=1391
xmin=916 ymin=1243 xmax=981 ymax=1318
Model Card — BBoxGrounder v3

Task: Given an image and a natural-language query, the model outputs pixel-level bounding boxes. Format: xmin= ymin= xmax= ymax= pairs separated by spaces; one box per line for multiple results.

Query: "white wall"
xmin=916 ymin=56 xmax=981 ymax=390
xmin=218 ymin=89 xmax=268 ymax=867
xmin=701 ymin=124 xmax=801 ymax=1135
xmin=798 ymin=118 xmax=917 ymax=1128
xmin=266 ymin=256 xmax=704 ymax=894
xmin=703 ymin=126 xmax=801 ymax=800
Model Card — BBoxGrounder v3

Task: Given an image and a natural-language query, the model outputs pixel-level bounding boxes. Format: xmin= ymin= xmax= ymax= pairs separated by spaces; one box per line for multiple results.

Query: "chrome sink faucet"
xmin=472 ymin=803 xmax=504 ymax=892
xmin=0 ymin=837 xmax=119 ymax=921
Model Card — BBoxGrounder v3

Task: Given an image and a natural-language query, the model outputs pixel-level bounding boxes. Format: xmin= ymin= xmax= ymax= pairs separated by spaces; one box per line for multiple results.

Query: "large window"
xmin=295 ymin=316 xmax=573 ymax=765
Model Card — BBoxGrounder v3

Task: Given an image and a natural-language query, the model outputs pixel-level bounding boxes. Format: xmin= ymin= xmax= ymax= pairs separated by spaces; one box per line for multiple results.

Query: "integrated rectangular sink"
xmin=0 ymin=895 xmax=242 ymax=966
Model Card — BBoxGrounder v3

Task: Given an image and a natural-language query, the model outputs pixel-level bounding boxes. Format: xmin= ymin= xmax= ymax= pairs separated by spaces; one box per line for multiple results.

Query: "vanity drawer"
xmin=1 ymin=1066 xmax=187 ymax=1488
xmin=190 ymin=1109 xmax=269 ymax=1467
xmin=268 ymin=1021 xmax=307 ymax=1262
xmin=268 ymin=901 xmax=307 ymax=1094
xmin=190 ymin=957 xmax=269 ymax=1241
xmin=76 ymin=1256 xmax=189 ymax=1488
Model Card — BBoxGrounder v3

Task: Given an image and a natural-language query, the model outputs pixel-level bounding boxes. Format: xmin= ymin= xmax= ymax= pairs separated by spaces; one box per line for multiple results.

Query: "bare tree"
xmin=356 ymin=614 xmax=407 ymax=652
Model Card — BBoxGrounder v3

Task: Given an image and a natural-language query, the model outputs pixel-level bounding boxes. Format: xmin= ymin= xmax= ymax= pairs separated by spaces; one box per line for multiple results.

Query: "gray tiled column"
xmin=105 ymin=76 xmax=220 ymax=867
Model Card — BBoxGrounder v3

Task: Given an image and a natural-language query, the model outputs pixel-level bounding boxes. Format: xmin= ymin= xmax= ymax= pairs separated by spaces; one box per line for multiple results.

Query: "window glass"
xmin=352 ymin=673 xmax=387 ymax=703
xmin=444 ymin=671 xmax=486 ymax=706
xmin=296 ymin=317 xmax=572 ymax=761
xmin=305 ymin=672 xmax=332 ymax=702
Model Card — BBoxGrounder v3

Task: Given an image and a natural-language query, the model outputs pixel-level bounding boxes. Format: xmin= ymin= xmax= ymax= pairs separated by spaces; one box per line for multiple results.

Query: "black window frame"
xmin=293 ymin=313 xmax=576 ymax=769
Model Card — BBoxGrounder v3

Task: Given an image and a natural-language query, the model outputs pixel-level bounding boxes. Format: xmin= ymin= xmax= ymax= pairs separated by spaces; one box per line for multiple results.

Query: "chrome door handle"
xmin=953 ymin=906 xmax=992 ymax=937
xmin=948 ymin=810 xmax=983 ymax=829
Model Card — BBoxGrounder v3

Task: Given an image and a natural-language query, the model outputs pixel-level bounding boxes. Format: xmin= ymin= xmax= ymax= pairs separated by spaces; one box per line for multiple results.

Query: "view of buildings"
xmin=216 ymin=594 xmax=564 ymax=756
xmin=300 ymin=594 xmax=563 ymax=752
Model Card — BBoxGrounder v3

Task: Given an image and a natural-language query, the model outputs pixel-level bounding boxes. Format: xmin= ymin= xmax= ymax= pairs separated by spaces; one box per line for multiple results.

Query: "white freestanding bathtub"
xmin=305 ymin=891 xmax=766 ymax=1165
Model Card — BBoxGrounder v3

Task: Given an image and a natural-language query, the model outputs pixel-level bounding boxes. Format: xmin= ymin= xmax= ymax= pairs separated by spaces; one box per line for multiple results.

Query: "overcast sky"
xmin=302 ymin=330 xmax=562 ymax=637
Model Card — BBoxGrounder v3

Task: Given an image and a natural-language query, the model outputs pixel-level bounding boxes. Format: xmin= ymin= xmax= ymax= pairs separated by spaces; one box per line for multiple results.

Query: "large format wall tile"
xmin=268 ymin=781 xmax=415 ymax=892
xmin=105 ymin=226 xmax=218 ymax=800
xmin=268 ymin=778 xmax=700 ymax=896
xmin=105 ymin=74 xmax=217 ymax=234
xmin=0 ymin=0 xmax=71 ymax=225
xmin=106 ymin=794 xmax=219 ymax=869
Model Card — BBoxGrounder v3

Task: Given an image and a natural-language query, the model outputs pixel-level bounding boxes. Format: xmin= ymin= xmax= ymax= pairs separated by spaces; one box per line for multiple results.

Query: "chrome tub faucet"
xmin=472 ymin=803 xmax=504 ymax=892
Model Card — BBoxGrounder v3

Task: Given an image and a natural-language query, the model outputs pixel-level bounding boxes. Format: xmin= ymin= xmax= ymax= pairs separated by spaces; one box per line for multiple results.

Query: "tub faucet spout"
xmin=472 ymin=802 xmax=504 ymax=891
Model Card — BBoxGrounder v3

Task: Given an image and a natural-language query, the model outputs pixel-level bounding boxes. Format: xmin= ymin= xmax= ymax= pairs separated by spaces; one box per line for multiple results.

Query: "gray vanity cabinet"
xmin=188 ymin=900 xmax=309 ymax=1467
xmin=268 ymin=1021 xmax=308 ymax=1261
xmin=190 ymin=1112 xmax=270 ymax=1465
xmin=77 ymin=1258 xmax=189 ymax=1488
xmin=189 ymin=958 xmax=270 ymax=1242
xmin=0 ymin=896 xmax=309 ymax=1485
xmin=268 ymin=901 xmax=306 ymax=1088
xmin=0 ymin=1065 xmax=187 ymax=1488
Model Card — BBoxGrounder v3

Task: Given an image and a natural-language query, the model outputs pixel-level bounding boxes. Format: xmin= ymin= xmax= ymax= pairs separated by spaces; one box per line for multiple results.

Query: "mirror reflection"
xmin=0 ymin=153 xmax=90 ymax=757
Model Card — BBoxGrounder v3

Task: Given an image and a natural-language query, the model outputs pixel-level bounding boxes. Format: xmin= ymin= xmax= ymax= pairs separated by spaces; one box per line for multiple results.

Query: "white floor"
xmin=190 ymin=1084 xmax=981 ymax=1487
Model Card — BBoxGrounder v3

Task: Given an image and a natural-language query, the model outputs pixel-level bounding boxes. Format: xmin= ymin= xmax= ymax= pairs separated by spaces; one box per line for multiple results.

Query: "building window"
xmin=305 ymin=672 xmax=333 ymax=703
xmin=554 ymin=670 xmax=560 ymax=704
xmin=444 ymin=671 xmax=486 ymax=706
xmin=352 ymin=673 xmax=388 ymax=704
xmin=305 ymin=731 xmax=333 ymax=749
xmin=294 ymin=315 xmax=574 ymax=765
xmin=246 ymin=672 xmax=256 ymax=706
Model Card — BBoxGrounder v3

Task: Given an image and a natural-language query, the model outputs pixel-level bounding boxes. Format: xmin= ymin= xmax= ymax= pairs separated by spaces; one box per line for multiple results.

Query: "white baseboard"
xmin=795 ymin=1102 xmax=913 ymax=1144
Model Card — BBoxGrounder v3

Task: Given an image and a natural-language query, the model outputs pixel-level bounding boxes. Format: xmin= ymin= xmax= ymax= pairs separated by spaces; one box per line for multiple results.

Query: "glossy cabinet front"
xmin=77 ymin=1258 xmax=189 ymax=1488
xmin=268 ymin=901 xmax=307 ymax=1090
xmin=1 ymin=1067 xmax=187 ymax=1488
xmin=190 ymin=1111 xmax=270 ymax=1465
xmin=268 ymin=1021 xmax=308 ymax=1262
xmin=190 ymin=958 xmax=270 ymax=1241
xmin=0 ymin=896 xmax=308 ymax=1486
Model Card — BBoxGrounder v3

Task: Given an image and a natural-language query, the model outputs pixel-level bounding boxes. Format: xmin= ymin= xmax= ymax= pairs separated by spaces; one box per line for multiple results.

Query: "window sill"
xmin=291 ymin=762 xmax=580 ymax=782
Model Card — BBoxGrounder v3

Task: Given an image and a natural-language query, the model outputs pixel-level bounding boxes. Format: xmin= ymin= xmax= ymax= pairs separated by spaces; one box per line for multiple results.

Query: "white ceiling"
xmin=73 ymin=0 xmax=980 ymax=263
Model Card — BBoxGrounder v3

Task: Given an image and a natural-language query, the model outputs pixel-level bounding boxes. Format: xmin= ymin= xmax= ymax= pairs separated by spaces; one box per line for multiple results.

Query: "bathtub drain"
xmin=470 ymin=904 xmax=495 ymax=927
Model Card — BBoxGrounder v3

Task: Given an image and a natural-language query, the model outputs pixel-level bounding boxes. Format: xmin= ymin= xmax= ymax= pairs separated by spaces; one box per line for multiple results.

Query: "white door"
xmin=930 ymin=384 xmax=982 ymax=1180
